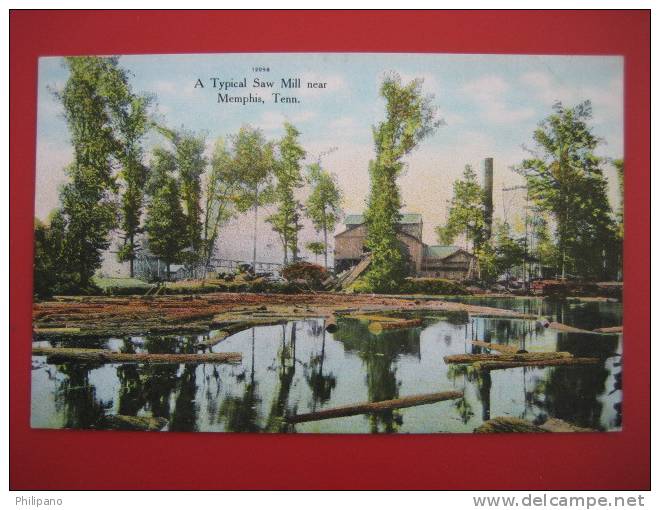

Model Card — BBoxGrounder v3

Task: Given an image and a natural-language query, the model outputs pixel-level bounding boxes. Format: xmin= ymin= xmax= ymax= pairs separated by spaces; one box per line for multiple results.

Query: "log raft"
xmin=288 ymin=390 xmax=462 ymax=424
xmin=32 ymin=347 xmax=242 ymax=364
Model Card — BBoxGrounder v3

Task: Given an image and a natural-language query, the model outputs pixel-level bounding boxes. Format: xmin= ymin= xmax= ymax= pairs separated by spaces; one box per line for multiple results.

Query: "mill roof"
xmin=424 ymin=245 xmax=462 ymax=259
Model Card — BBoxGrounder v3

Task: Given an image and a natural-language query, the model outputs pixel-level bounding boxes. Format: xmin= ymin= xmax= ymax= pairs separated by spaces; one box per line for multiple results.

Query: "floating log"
xmin=539 ymin=418 xmax=596 ymax=433
xmin=444 ymin=352 xmax=572 ymax=364
xmin=99 ymin=414 xmax=168 ymax=431
xmin=548 ymin=322 xmax=597 ymax=334
xmin=593 ymin=325 xmax=623 ymax=334
xmin=368 ymin=318 xmax=423 ymax=334
xmin=475 ymin=417 xmax=548 ymax=433
xmin=32 ymin=347 xmax=242 ymax=364
xmin=474 ymin=357 xmax=601 ymax=371
xmin=288 ymin=390 xmax=462 ymax=423
xmin=475 ymin=416 xmax=596 ymax=433
xmin=471 ymin=340 xmax=521 ymax=354
xmin=33 ymin=327 xmax=81 ymax=335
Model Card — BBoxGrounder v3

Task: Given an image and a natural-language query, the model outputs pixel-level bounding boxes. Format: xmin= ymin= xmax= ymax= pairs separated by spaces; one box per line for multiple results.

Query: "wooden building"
xmin=334 ymin=213 xmax=477 ymax=280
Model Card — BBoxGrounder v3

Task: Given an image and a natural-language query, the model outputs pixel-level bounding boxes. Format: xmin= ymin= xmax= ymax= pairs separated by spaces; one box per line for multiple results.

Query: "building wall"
xmin=420 ymin=252 xmax=475 ymax=280
xmin=335 ymin=224 xmax=369 ymax=261
xmin=335 ymin=224 xmax=424 ymax=273
xmin=334 ymin=223 xmax=477 ymax=280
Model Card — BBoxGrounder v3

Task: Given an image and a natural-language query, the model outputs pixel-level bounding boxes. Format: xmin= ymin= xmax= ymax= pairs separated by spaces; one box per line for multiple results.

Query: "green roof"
xmin=424 ymin=245 xmax=461 ymax=259
xmin=344 ymin=213 xmax=423 ymax=225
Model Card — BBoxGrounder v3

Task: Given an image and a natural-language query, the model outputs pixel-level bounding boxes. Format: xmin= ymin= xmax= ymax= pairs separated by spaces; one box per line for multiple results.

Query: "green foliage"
xmin=305 ymin=162 xmax=343 ymax=269
xmin=613 ymin=158 xmax=624 ymax=240
xmin=436 ymin=165 xmax=486 ymax=250
xmin=144 ymin=173 xmax=187 ymax=278
xmin=92 ymin=276 xmax=154 ymax=296
xmin=364 ymin=73 xmax=440 ymax=292
xmin=113 ymin=89 xmax=151 ymax=276
xmin=51 ymin=56 xmax=132 ymax=291
xmin=305 ymin=241 xmax=326 ymax=263
xmin=230 ymin=126 xmax=276 ymax=267
xmin=347 ymin=276 xmax=467 ymax=295
xmin=201 ymin=139 xmax=241 ymax=269
xmin=515 ymin=101 xmax=619 ymax=280
xmin=474 ymin=243 xmax=499 ymax=285
xmin=173 ymin=131 xmax=207 ymax=265
xmin=266 ymin=123 xmax=306 ymax=264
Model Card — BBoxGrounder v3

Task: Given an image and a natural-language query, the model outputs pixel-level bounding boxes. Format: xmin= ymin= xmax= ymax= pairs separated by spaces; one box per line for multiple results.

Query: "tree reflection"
xmin=304 ymin=325 xmax=337 ymax=411
xmin=54 ymin=362 xmax=110 ymax=428
xmin=218 ymin=328 xmax=262 ymax=432
xmin=334 ymin=319 xmax=420 ymax=433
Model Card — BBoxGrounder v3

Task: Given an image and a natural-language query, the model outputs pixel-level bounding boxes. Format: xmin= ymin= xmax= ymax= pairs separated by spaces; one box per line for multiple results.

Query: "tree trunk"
xmin=129 ymin=233 xmax=135 ymax=278
xmin=252 ymin=187 xmax=259 ymax=271
xmin=166 ymin=262 xmax=171 ymax=280
xmin=323 ymin=223 xmax=328 ymax=271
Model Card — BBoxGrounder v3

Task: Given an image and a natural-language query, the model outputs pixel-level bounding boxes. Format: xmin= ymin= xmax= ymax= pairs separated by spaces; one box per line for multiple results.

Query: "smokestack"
xmin=483 ymin=157 xmax=494 ymax=240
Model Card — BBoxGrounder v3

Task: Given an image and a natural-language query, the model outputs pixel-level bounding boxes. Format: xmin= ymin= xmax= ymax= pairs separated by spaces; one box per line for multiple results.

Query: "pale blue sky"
xmin=35 ymin=53 xmax=623 ymax=265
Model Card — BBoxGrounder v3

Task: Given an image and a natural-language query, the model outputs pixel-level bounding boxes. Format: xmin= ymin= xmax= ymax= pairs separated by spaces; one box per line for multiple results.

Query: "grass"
xmin=92 ymin=276 xmax=155 ymax=295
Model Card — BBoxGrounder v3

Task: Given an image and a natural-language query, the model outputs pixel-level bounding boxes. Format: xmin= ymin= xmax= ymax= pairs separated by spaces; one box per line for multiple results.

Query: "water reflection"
xmin=31 ymin=297 xmax=623 ymax=434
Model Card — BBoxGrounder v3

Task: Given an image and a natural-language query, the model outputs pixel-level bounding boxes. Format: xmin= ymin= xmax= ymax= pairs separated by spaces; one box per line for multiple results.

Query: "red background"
xmin=9 ymin=10 xmax=650 ymax=490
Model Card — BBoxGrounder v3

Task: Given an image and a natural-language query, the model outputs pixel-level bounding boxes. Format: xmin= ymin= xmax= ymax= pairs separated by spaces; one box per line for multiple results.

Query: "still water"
xmin=31 ymin=298 xmax=622 ymax=433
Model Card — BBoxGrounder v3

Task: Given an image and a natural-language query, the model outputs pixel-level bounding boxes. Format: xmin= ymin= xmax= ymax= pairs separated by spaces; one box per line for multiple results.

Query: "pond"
xmin=31 ymin=297 xmax=623 ymax=434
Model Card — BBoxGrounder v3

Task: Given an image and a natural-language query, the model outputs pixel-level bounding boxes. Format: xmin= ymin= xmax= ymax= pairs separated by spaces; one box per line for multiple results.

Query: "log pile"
xmin=32 ymin=292 xmax=546 ymax=342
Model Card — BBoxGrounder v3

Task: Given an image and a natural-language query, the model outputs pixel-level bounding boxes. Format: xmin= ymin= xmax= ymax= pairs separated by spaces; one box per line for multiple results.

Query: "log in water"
xmin=444 ymin=352 xmax=572 ymax=364
xmin=32 ymin=347 xmax=242 ymax=364
xmin=474 ymin=357 xmax=601 ymax=371
xmin=471 ymin=340 xmax=523 ymax=354
xmin=593 ymin=325 xmax=623 ymax=334
xmin=288 ymin=390 xmax=462 ymax=423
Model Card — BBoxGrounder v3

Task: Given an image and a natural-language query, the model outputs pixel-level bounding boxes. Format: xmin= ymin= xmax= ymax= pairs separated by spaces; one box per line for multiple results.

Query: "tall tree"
xmin=53 ymin=56 xmax=129 ymax=290
xmin=364 ymin=73 xmax=440 ymax=292
xmin=436 ymin=164 xmax=487 ymax=251
xmin=305 ymin=162 xmax=342 ymax=270
xmin=200 ymin=138 xmax=242 ymax=273
xmin=144 ymin=152 xmax=187 ymax=279
xmin=515 ymin=101 xmax=618 ymax=280
xmin=266 ymin=123 xmax=306 ymax=265
xmin=153 ymin=126 xmax=207 ymax=272
xmin=114 ymin=93 xmax=151 ymax=277
xmin=230 ymin=126 xmax=275 ymax=270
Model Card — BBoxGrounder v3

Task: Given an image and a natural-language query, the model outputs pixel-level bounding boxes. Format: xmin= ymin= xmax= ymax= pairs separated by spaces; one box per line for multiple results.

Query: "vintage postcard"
xmin=31 ymin=53 xmax=623 ymax=434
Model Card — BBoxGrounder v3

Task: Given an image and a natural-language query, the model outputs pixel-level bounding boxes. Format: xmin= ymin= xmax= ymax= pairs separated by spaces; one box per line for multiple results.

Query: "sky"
xmin=35 ymin=53 xmax=623 ymax=267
